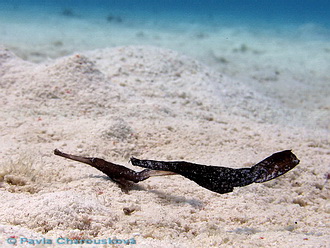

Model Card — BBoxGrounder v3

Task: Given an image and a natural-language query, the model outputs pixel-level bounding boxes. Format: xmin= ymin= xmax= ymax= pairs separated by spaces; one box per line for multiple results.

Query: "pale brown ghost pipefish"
xmin=54 ymin=149 xmax=299 ymax=194
xmin=54 ymin=149 xmax=175 ymax=186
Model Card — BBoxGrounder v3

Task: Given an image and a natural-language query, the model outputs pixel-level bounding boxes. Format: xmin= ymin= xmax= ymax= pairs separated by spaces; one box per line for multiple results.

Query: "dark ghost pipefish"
xmin=130 ymin=150 xmax=300 ymax=194
xmin=54 ymin=149 xmax=175 ymax=186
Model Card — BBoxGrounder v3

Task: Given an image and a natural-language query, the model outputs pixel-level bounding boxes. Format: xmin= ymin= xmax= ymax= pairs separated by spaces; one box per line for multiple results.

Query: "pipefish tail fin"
xmin=251 ymin=150 xmax=300 ymax=183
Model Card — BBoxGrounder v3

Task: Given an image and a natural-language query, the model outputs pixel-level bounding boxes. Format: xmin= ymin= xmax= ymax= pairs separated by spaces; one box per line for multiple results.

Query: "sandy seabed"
xmin=0 ymin=43 xmax=329 ymax=248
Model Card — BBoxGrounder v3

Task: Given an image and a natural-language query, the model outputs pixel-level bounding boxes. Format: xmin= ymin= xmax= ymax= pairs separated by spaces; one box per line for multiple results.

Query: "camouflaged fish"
xmin=54 ymin=149 xmax=299 ymax=194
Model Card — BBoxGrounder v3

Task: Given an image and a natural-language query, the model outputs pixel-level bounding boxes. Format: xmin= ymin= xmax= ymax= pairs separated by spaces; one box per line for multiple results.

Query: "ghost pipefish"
xmin=54 ymin=149 xmax=175 ymax=186
xmin=54 ymin=149 xmax=299 ymax=194
xmin=130 ymin=150 xmax=299 ymax=194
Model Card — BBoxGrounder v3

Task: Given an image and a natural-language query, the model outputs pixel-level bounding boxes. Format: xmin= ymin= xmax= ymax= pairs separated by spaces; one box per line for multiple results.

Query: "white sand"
xmin=0 ymin=41 xmax=329 ymax=248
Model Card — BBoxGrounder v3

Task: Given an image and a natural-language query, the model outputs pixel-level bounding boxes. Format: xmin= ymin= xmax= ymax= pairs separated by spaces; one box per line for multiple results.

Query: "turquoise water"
xmin=1 ymin=1 xmax=329 ymax=38
xmin=1 ymin=0 xmax=329 ymax=25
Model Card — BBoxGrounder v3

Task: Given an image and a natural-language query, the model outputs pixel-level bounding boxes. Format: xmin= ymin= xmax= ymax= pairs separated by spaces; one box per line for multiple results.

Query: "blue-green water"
xmin=1 ymin=0 xmax=330 ymax=23
xmin=1 ymin=0 xmax=329 ymax=30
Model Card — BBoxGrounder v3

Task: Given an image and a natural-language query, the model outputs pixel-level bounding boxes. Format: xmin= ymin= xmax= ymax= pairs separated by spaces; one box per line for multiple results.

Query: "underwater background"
xmin=1 ymin=0 xmax=330 ymax=25
xmin=1 ymin=0 xmax=329 ymax=129
xmin=0 ymin=0 xmax=329 ymax=63
xmin=0 ymin=0 xmax=329 ymax=129
xmin=0 ymin=2 xmax=329 ymax=247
